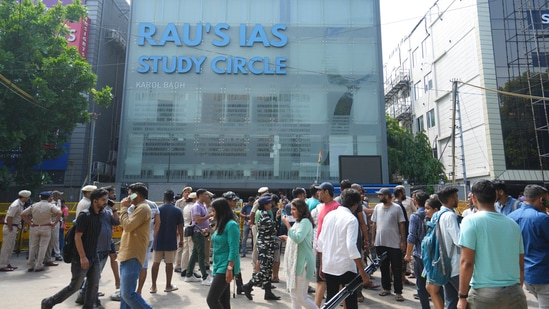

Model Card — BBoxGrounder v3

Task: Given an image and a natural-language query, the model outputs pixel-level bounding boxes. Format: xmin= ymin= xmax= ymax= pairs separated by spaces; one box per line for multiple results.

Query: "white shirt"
xmin=438 ymin=206 xmax=461 ymax=277
xmin=75 ymin=197 xmax=91 ymax=219
xmin=317 ymin=206 xmax=360 ymax=276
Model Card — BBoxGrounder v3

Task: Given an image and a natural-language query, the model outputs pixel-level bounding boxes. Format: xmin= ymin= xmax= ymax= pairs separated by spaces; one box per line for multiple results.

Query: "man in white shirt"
xmin=318 ymin=188 xmax=368 ymax=309
xmin=75 ymin=185 xmax=97 ymax=219
xmin=436 ymin=187 xmax=461 ymax=309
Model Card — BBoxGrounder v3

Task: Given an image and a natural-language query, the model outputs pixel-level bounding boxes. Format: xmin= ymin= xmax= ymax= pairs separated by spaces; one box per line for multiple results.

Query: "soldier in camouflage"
xmin=242 ymin=194 xmax=281 ymax=301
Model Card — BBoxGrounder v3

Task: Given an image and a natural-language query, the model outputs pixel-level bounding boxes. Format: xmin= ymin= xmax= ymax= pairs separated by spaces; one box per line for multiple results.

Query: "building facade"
xmin=384 ymin=0 xmax=549 ymax=191
xmin=116 ymin=0 xmax=388 ymax=194
xmin=39 ymin=0 xmax=128 ymax=200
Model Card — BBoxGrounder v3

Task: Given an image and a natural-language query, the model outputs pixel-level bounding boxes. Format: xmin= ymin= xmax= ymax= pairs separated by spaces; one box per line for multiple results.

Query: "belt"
xmin=31 ymin=223 xmax=52 ymax=227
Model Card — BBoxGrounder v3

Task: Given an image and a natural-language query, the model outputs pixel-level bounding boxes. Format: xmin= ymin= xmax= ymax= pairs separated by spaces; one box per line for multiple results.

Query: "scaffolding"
xmin=384 ymin=70 xmax=412 ymax=130
xmin=503 ymin=0 xmax=549 ymax=183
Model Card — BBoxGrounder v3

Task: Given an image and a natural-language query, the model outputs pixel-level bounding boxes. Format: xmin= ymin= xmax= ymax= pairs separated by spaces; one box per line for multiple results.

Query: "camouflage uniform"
xmin=250 ymin=210 xmax=277 ymax=285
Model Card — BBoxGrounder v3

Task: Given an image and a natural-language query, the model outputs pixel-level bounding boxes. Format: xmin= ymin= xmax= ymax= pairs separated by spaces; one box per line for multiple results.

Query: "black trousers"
xmin=207 ymin=273 xmax=231 ymax=309
xmin=376 ymin=246 xmax=403 ymax=294
xmin=325 ymin=271 xmax=358 ymax=309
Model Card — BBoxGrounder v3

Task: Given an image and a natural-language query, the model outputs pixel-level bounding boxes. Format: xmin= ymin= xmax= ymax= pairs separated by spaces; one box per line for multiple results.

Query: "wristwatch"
xmin=227 ymin=265 xmax=233 ymax=271
xmin=459 ymin=294 xmax=468 ymax=299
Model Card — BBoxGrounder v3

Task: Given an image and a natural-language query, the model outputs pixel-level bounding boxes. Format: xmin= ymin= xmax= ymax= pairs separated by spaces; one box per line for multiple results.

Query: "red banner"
xmin=66 ymin=17 xmax=90 ymax=59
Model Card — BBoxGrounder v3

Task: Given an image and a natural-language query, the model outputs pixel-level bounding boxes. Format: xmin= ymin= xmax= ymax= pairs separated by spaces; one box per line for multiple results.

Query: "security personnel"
xmin=0 ymin=190 xmax=31 ymax=271
xmin=242 ymin=194 xmax=280 ymax=301
xmin=21 ymin=191 xmax=61 ymax=272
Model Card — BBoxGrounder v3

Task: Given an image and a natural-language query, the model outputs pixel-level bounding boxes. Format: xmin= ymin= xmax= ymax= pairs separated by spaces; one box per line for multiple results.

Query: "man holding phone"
xmin=118 ymin=183 xmax=153 ymax=309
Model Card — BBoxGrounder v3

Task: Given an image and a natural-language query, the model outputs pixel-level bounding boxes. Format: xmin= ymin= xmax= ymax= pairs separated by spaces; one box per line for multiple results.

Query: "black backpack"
xmin=62 ymin=225 xmax=76 ymax=263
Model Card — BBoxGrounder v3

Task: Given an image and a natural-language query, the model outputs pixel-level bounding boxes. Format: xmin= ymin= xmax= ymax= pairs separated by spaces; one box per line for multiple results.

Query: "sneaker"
xmin=75 ymin=292 xmax=84 ymax=304
xmin=184 ymin=275 xmax=201 ymax=282
xmin=201 ymin=276 xmax=213 ymax=286
xmin=41 ymin=298 xmax=52 ymax=309
xmin=110 ymin=291 xmax=120 ymax=301
xmin=193 ymin=272 xmax=202 ymax=279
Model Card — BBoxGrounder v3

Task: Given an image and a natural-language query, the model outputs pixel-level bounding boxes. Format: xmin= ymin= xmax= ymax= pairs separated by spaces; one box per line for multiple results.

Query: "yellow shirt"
xmin=117 ymin=201 xmax=151 ymax=266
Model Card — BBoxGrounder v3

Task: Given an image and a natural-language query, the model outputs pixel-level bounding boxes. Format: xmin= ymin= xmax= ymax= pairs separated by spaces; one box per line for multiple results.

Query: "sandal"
xmin=379 ymin=290 xmax=391 ymax=296
xmin=395 ymin=294 xmax=404 ymax=302
xmin=150 ymin=287 xmax=157 ymax=294
xmin=164 ymin=285 xmax=178 ymax=292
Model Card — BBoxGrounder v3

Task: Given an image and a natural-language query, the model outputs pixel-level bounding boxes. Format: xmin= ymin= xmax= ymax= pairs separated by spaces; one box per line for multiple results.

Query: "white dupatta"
xmin=284 ymin=221 xmax=299 ymax=292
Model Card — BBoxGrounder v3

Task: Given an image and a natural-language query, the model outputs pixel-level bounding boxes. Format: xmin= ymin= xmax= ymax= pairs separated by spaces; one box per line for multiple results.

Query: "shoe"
xmin=240 ymin=254 xmax=246 ymax=257
xmin=28 ymin=268 xmax=35 ymax=272
xmin=75 ymin=293 xmax=84 ymax=304
xmin=149 ymin=287 xmax=157 ymax=294
xmin=7 ymin=264 xmax=17 ymax=269
xmin=242 ymin=282 xmax=254 ymax=300
xmin=180 ymin=270 xmax=187 ymax=277
xmin=34 ymin=268 xmax=46 ymax=272
xmin=307 ymin=286 xmax=315 ymax=294
xmin=184 ymin=275 xmax=201 ymax=282
xmin=97 ymin=291 xmax=105 ymax=297
xmin=110 ymin=291 xmax=120 ymax=301
xmin=164 ymin=285 xmax=178 ymax=292
xmin=201 ymin=276 xmax=212 ymax=286
xmin=55 ymin=256 xmax=63 ymax=261
xmin=174 ymin=268 xmax=182 ymax=273
xmin=413 ymin=293 xmax=419 ymax=300
xmin=379 ymin=290 xmax=391 ymax=296
xmin=41 ymin=298 xmax=52 ymax=309
xmin=44 ymin=261 xmax=58 ymax=266
xmin=193 ymin=272 xmax=202 ymax=279
xmin=0 ymin=267 xmax=14 ymax=271
xmin=395 ymin=293 xmax=404 ymax=302
xmin=263 ymin=283 xmax=280 ymax=301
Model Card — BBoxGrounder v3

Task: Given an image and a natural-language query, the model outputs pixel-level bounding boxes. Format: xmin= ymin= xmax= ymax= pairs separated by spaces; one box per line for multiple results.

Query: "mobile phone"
xmin=129 ymin=193 xmax=137 ymax=200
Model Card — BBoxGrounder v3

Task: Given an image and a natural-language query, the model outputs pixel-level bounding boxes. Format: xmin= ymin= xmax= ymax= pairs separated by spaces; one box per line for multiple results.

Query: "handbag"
xmin=184 ymin=225 xmax=194 ymax=237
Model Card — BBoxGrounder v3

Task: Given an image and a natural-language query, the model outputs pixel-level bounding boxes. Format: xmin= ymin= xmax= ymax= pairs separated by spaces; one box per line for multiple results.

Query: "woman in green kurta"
xmin=206 ymin=198 xmax=241 ymax=309
xmin=281 ymin=198 xmax=319 ymax=309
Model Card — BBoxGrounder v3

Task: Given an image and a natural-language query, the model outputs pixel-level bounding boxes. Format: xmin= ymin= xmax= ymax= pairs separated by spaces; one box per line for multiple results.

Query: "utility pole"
xmin=451 ymin=80 xmax=458 ymax=184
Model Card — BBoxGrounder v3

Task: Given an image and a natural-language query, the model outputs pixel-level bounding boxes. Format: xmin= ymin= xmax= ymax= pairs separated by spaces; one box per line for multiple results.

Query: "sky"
xmin=379 ymin=0 xmax=435 ymax=63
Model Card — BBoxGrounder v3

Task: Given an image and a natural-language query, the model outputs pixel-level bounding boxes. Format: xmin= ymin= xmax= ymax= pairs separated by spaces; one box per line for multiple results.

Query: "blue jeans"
xmin=45 ymin=257 xmax=100 ymax=309
xmin=241 ymin=224 xmax=252 ymax=255
xmin=414 ymin=258 xmax=430 ymax=309
xmin=120 ymin=258 xmax=152 ymax=309
xmin=444 ymin=275 xmax=459 ymax=309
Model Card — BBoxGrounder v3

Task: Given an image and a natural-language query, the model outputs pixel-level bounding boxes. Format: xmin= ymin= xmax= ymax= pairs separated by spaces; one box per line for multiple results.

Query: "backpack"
xmin=63 ymin=209 xmax=90 ymax=263
xmin=420 ymin=208 xmax=453 ymax=286
xmin=62 ymin=225 xmax=76 ymax=263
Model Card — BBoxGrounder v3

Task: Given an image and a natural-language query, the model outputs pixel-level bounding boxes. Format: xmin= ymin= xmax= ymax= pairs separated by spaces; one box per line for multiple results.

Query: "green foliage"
xmin=499 ymin=72 xmax=542 ymax=169
xmin=0 ymin=0 xmax=112 ymax=190
xmin=386 ymin=115 xmax=446 ymax=185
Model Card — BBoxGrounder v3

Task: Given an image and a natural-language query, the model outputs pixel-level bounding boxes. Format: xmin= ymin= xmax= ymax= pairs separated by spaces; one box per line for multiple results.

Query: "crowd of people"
xmin=0 ymin=179 xmax=548 ymax=309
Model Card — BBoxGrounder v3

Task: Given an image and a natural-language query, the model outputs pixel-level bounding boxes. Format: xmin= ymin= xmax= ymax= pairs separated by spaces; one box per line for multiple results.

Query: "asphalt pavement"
xmin=0 ymin=252 xmax=540 ymax=308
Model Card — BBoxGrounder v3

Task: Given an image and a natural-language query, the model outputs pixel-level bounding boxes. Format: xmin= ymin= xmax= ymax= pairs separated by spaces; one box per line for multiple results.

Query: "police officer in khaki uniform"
xmin=21 ymin=191 xmax=62 ymax=272
xmin=0 ymin=190 xmax=31 ymax=271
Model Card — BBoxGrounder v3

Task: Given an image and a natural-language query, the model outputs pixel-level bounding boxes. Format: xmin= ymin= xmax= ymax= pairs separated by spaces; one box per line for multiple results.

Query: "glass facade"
xmin=490 ymin=0 xmax=549 ymax=170
xmin=117 ymin=0 xmax=388 ymax=189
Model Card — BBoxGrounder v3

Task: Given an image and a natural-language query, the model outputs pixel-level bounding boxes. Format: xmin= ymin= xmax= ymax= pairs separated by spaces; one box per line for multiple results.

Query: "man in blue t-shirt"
xmin=151 ymin=189 xmax=184 ymax=293
xmin=240 ymin=196 xmax=254 ymax=257
xmin=509 ymin=184 xmax=549 ymax=308
xmin=458 ymin=180 xmax=526 ymax=309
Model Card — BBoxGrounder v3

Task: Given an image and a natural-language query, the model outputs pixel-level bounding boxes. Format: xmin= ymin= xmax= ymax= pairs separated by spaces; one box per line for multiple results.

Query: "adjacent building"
xmin=384 ymin=0 xmax=549 ymax=192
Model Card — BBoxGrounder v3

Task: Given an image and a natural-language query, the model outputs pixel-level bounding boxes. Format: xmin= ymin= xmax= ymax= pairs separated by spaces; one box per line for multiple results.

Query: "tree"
xmin=386 ymin=115 xmax=446 ymax=185
xmin=0 ymin=0 xmax=112 ymax=191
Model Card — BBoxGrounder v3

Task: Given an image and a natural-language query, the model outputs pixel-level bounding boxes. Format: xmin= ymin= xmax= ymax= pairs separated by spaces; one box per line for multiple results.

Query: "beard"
xmin=380 ymin=198 xmax=388 ymax=204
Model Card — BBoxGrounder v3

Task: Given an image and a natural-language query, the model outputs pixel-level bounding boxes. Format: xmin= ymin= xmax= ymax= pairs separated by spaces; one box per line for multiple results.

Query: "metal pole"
xmin=456 ymin=88 xmax=468 ymax=194
xmin=451 ymin=80 xmax=458 ymax=184
xmin=88 ymin=113 xmax=98 ymax=185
